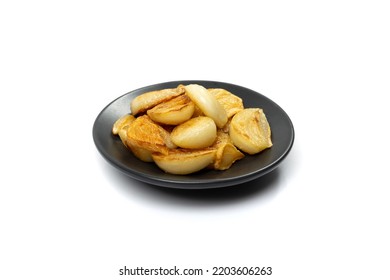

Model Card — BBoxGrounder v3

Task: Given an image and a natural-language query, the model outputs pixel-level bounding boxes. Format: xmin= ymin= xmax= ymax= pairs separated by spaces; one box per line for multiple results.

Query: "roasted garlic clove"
xmin=147 ymin=94 xmax=195 ymax=125
xmin=126 ymin=115 xmax=176 ymax=155
xmin=112 ymin=114 xmax=135 ymax=135
xmin=152 ymin=148 xmax=216 ymax=175
xmin=208 ymin=88 xmax=244 ymax=118
xmin=130 ymin=85 xmax=185 ymax=115
xmin=184 ymin=84 xmax=228 ymax=128
xmin=170 ymin=116 xmax=217 ymax=149
xmin=113 ymin=114 xmax=154 ymax=162
xmin=229 ymin=108 xmax=272 ymax=154
xmin=117 ymin=126 xmax=154 ymax=162
xmin=118 ymin=125 xmax=130 ymax=147
xmin=128 ymin=145 xmax=154 ymax=162
xmin=211 ymin=130 xmax=244 ymax=170
xmin=214 ymin=143 xmax=245 ymax=170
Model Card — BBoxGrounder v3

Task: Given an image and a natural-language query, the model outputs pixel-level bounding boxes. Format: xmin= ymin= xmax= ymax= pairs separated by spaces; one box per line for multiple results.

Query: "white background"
xmin=1 ymin=1 xmax=389 ymax=279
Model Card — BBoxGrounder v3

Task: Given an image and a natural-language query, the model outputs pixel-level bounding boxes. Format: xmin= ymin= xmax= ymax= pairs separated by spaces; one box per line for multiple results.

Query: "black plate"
xmin=93 ymin=80 xmax=294 ymax=189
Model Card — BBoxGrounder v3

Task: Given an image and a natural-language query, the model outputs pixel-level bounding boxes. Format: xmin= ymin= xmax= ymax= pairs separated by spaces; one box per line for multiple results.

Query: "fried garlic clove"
xmin=112 ymin=114 xmax=135 ymax=135
xmin=130 ymin=85 xmax=185 ymax=115
xmin=128 ymin=145 xmax=154 ymax=162
xmin=211 ymin=130 xmax=244 ymax=170
xmin=118 ymin=125 xmax=130 ymax=147
xmin=113 ymin=115 xmax=154 ymax=162
xmin=214 ymin=143 xmax=245 ymax=170
xmin=184 ymin=84 xmax=228 ymax=128
xmin=117 ymin=124 xmax=154 ymax=162
xmin=126 ymin=115 xmax=176 ymax=155
xmin=170 ymin=116 xmax=217 ymax=149
xmin=147 ymin=94 xmax=195 ymax=125
xmin=152 ymin=148 xmax=216 ymax=175
xmin=208 ymin=88 xmax=244 ymax=118
xmin=229 ymin=108 xmax=272 ymax=154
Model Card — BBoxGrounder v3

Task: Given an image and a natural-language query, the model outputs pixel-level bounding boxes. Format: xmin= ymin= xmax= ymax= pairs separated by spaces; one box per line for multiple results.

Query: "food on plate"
xmin=125 ymin=115 xmax=176 ymax=156
xmin=112 ymin=114 xmax=135 ymax=135
xmin=112 ymin=84 xmax=272 ymax=174
xmin=211 ymin=130 xmax=245 ymax=170
xmin=147 ymin=94 xmax=195 ymax=125
xmin=130 ymin=86 xmax=184 ymax=115
xmin=171 ymin=116 xmax=217 ymax=149
xmin=208 ymin=88 xmax=244 ymax=118
xmin=152 ymin=148 xmax=217 ymax=175
xmin=229 ymin=108 xmax=273 ymax=154
xmin=184 ymin=84 xmax=228 ymax=128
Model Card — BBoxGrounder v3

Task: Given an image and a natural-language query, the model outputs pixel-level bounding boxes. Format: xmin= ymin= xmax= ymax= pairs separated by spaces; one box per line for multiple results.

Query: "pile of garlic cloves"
xmin=112 ymin=84 xmax=272 ymax=175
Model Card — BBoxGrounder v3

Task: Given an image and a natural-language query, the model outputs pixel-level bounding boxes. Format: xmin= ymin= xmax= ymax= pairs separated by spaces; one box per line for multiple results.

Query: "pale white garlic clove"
xmin=171 ymin=116 xmax=217 ymax=149
xmin=184 ymin=84 xmax=228 ymax=128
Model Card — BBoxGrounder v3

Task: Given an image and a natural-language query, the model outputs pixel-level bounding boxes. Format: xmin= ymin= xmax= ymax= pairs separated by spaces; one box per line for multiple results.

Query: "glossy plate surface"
xmin=93 ymin=80 xmax=294 ymax=189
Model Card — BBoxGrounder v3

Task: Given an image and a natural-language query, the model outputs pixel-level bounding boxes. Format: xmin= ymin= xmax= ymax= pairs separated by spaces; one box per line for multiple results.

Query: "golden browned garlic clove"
xmin=152 ymin=148 xmax=216 ymax=175
xmin=118 ymin=125 xmax=130 ymax=147
xmin=130 ymin=86 xmax=185 ymax=115
xmin=211 ymin=130 xmax=245 ymax=170
xmin=214 ymin=143 xmax=245 ymax=170
xmin=170 ymin=116 xmax=217 ymax=149
xmin=128 ymin=145 xmax=154 ymax=162
xmin=208 ymin=88 xmax=244 ymax=118
xmin=126 ymin=115 xmax=176 ymax=155
xmin=147 ymin=94 xmax=195 ymax=125
xmin=112 ymin=114 xmax=135 ymax=135
xmin=113 ymin=116 xmax=154 ymax=162
xmin=184 ymin=84 xmax=228 ymax=128
xmin=229 ymin=108 xmax=272 ymax=154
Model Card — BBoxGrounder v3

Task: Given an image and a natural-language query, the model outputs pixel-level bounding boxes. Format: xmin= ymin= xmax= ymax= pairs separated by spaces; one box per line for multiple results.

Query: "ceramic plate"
xmin=93 ymin=80 xmax=294 ymax=189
